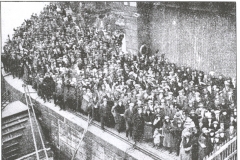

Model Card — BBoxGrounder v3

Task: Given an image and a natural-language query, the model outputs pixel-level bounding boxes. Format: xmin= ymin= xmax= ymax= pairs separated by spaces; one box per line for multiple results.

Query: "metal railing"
xmin=2 ymin=90 xmax=11 ymax=110
xmin=203 ymin=134 xmax=237 ymax=160
xmin=23 ymin=84 xmax=49 ymax=160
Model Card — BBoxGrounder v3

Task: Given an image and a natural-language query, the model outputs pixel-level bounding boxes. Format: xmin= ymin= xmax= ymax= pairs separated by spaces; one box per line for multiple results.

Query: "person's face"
xmin=220 ymin=123 xmax=224 ymax=129
xmin=220 ymin=133 xmax=224 ymax=138
xmin=103 ymin=99 xmax=107 ymax=104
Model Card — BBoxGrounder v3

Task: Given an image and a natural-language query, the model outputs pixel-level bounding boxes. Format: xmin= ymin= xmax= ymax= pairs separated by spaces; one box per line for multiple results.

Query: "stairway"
xmin=2 ymin=102 xmax=29 ymax=160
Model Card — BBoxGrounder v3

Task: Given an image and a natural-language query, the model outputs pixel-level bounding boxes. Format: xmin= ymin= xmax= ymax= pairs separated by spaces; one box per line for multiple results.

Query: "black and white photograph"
xmin=1 ymin=2 xmax=237 ymax=160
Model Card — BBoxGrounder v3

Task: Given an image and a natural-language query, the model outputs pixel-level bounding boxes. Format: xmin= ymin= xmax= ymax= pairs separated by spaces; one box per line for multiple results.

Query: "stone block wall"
xmin=149 ymin=2 xmax=236 ymax=78
xmin=4 ymin=78 xmax=154 ymax=160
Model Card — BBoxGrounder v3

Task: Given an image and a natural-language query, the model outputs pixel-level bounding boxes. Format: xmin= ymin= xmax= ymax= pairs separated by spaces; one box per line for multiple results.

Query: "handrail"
xmin=71 ymin=114 xmax=92 ymax=160
xmin=16 ymin=148 xmax=51 ymax=160
xmin=203 ymin=134 xmax=237 ymax=160
xmin=24 ymin=84 xmax=49 ymax=160
xmin=2 ymin=91 xmax=11 ymax=110
xmin=1 ymin=91 xmax=8 ymax=98
xmin=22 ymin=84 xmax=40 ymax=160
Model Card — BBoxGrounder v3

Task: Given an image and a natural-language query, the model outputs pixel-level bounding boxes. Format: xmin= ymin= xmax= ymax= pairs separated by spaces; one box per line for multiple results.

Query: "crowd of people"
xmin=2 ymin=2 xmax=237 ymax=160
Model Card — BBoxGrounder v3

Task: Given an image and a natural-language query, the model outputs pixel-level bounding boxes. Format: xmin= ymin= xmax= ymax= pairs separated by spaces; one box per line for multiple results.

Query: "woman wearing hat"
xmin=143 ymin=108 xmax=154 ymax=142
xmin=179 ymin=131 xmax=192 ymax=160
xmin=198 ymin=128 xmax=211 ymax=160
xmin=162 ymin=116 xmax=174 ymax=153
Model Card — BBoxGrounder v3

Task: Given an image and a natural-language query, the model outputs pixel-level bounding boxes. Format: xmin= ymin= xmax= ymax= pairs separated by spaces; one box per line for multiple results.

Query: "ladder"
xmin=22 ymin=84 xmax=49 ymax=160
xmin=71 ymin=115 xmax=92 ymax=160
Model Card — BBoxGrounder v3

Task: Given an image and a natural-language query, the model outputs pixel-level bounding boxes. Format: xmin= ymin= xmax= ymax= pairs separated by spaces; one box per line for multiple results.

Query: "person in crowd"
xmin=2 ymin=2 xmax=237 ymax=159
xmin=225 ymin=125 xmax=236 ymax=140
xmin=143 ymin=108 xmax=154 ymax=142
xmin=111 ymin=101 xmax=124 ymax=133
xmin=99 ymin=97 xmax=111 ymax=131
xmin=198 ymin=128 xmax=211 ymax=160
xmin=124 ymin=102 xmax=134 ymax=140
xmin=132 ymin=106 xmax=145 ymax=144
xmin=173 ymin=120 xmax=183 ymax=155
xmin=179 ymin=131 xmax=192 ymax=160
xmin=163 ymin=116 xmax=174 ymax=153
xmin=153 ymin=128 xmax=163 ymax=149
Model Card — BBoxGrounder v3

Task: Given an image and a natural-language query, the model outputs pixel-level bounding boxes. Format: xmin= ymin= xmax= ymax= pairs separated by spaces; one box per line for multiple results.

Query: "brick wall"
xmin=4 ymin=78 xmax=154 ymax=160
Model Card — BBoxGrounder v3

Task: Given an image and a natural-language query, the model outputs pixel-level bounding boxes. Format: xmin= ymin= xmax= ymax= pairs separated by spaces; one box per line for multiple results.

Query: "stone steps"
xmin=5 ymin=153 xmax=18 ymax=160
xmin=4 ymin=148 xmax=20 ymax=155
xmin=2 ymin=117 xmax=28 ymax=130
xmin=2 ymin=126 xmax=25 ymax=136
xmin=2 ymin=113 xmax=29 ymax=126
xmin=2 ymin=134 xmax=23 ymax=144
xmin=3 ymin=142 xmax=19 ymax=150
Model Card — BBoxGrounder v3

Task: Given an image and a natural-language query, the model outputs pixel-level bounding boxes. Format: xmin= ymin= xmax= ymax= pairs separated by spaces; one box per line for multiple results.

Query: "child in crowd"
xmin=153 ymin=128 xmax=163 ymax=149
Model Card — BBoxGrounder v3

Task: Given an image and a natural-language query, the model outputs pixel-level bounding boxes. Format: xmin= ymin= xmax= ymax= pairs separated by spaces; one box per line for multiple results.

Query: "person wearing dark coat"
xmin=111 ymin=102 xmax=124 ymax=133
xmin=210 ymin=121 xmax=220 ymax=132
xmin=143 ymin=109 xmax=154 ymax=142
xmin=124 ymin=102 xmax=134 ymax=140
xmin=198 ymin=128 xmax=211 ymax=160
xmin=191 ymin=129 xmax=199 ymax=160
xmin=152 ymin=112 xmax=163 ymax=132
xmin=99 ymin=97 xmax=111 ymax=130
xmin=42 ymin=73 xmax=52 ymax=102
xmin=132 ymin=106 xmax=144 ymax=144
xmin=173 ymin=120 xmax=183 ymax=155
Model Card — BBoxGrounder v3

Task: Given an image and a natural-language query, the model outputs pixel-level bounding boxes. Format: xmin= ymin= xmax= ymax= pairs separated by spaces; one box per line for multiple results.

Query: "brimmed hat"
xmin=183 ymin=131 xmax=191 ymax=137
xmin=165 ymin=116 xmax=169 ymax=120
xmin=190 ymin=110 xmax=195 ymax=114
xmin=129 ymin=103 xmax=134 ymax=106
xmin=213 ymin=121 xmax=218 ymax=124
xmin=202 ymin=127 xmax=209 ymax=133
xmin=175 ymin=112 xmax=181 ymax=118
